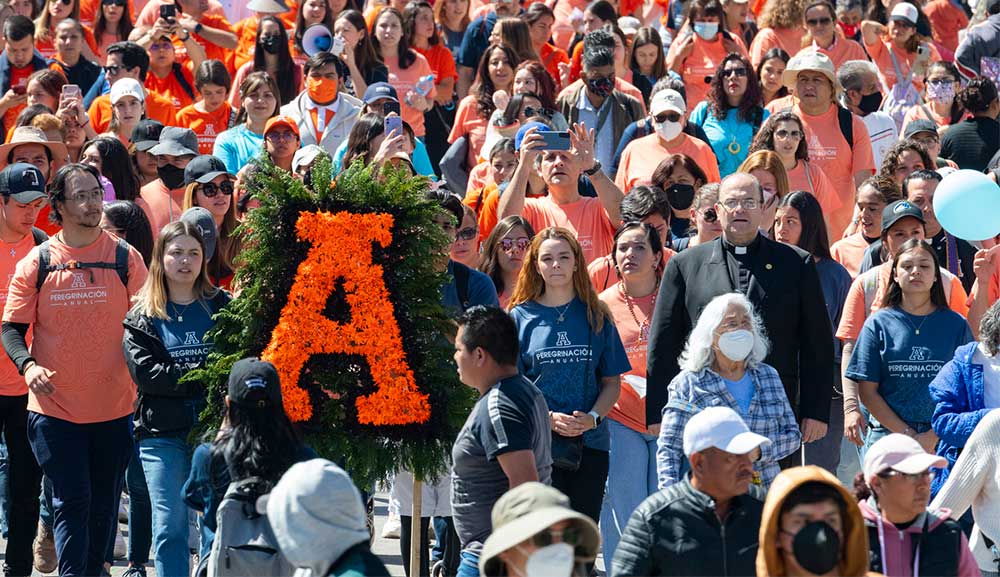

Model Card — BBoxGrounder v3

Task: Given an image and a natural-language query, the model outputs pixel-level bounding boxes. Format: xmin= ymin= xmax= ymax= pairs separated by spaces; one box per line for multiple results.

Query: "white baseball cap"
xmin=862 ymin=433 xmax=946 ymax=485
xmin=683 ymin=406 xmax=771 ymax=457
xmin=650 ymin=88 xmax=686 ymax=116
xmin=110 ymin=78 xmax=145 ymax=105
xmin=890 ymin=2 xmax=918 ymax=24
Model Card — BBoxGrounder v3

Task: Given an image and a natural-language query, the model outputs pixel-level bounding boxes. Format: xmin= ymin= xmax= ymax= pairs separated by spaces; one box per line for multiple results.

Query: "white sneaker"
xmin=114 ymin=527 xmax=127 ymax=560
xmin=381 ymin=511 xmax=401 ymax=539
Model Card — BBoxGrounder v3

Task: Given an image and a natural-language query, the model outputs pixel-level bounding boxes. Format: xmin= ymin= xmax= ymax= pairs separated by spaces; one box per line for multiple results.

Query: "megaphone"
xmin=302 ymin=24 xmax=335 ymax=56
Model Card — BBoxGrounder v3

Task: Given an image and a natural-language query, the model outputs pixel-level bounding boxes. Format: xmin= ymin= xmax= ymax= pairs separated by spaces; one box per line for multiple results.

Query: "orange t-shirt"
xmin=2 ymin=232 xmax=148 ymax=424
xmin=172 ymin=13 xmax=235 ymax=70
xmin=793 ymin=102 xmax=874 ymax=238
xmin=473 ymin=185 xmax=546 ymax=242
xmin=749 ymin=27 xmax=804 ymax=67
xmin=667 ymin=33 xmax=747 ymax=109
xmin=414 ymin=44 xmax=458 ymax=84
xmin=145 ymin=66 xmax=196 ymax=109
xmin=569 ymin=42 xmax=583 ymax=86
xmin=140 ymin=179 xmax=188 ymax=236
xmin=551 ymin=0 xmax=588 ymax=51
xmin=785 ymin=159 xmax=843 ymax=234
xmin=615 ymin=132 xmax=721 ymax=193
xmin=540 ymin=43 xmax=569 ymax=90
xmin=449 ymin=95 xmax=488 ymax=167
xmin=901 ymin=104 xmax=961 ymax=134
xmin=34 ymin=26 xmax=99 ymax=61
xmin=588 ymin=250 xmax=674 ymax=293
xmin=864 ymin=37 xmax=941 ymax=93
xmin=796 ymin=35 xmax=867 ymax=70
xmin=176 ymin=102 xmax=233 ymax=155
xmin=923 ymin=0 xmax=968 ymax=55
xmin=0 ymin=234 xmax=36 ymax=395
xmin=231 ymin=16 xmax=258 ymax=73
xmin=2 ymin=65 xmax=32 ymax=132
xmin=88 ymin=91 xmax=177 ymax=134
xmin=34 ymin=207 xmax=60 ymax=236
xmin=600 ymin=283 xmax=656 ymax=433
xmin=136 ymin=0 xmax=227 ymax=26
xmin=830 ymin=231 xmax=872 ymax=278
xmin=383 ymin=53 xmax=436 ymax=137
xmin=835 ymin=261 xmax=969 ymax=342
xmin=522 ymin=195 xmax=615 ymax=265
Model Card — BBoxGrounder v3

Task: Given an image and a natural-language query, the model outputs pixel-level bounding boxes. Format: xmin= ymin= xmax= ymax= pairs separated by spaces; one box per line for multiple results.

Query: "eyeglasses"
xmin=878 ymin=470 xmax=933 ymax=482
xmin=653 ymin=112 xmax=682 ymax=123
xmin=198 ymin=181 xmax=234 ymax=197
xmin=522 ymin=106 xmax=552 ymax=119
xmin=806 ymin=16 xmax=832 ymax=26
xmin=927 ymin=78 xmax=955 ymax=86
xmin=774 ymin=129 xmax=802 ymax=140
xmin=531 ymin=527 xmax=583 ymax=549
xmin=265 ymin=131 xmax=298 ymax=142
xmin=499 ymin=237 xmax=530 ymax=252
xmin=67 ymin=190 xmax=103 ymax=203
xmin=722 ymin=68 xmax=748 ymax=78
xmin=720 ymin=198 xmax=760 ymax=210
xmin=104 ymin=64 xmax=125 ymax=76
xmin=455 ymin=227 xmax=477 ymax=241
xmin=701 ymin=207 xmax=718 ymax=223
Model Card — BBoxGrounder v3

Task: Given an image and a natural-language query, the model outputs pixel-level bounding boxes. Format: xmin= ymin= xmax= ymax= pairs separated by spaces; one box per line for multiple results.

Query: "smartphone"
xmin=159 ymin=3 xmax=176 ymax=20
xmin=384 ymin=115 xmax=403 ymax=136
xmin=11 ymin=85 xmax=25 ymax=96
xmin=538 ymin=130 xmax=571 ymax=151
xmin=61 ymin=84 xmax=81 ymax=102
xmin=382 ymin=101 xmax=400 ymax=116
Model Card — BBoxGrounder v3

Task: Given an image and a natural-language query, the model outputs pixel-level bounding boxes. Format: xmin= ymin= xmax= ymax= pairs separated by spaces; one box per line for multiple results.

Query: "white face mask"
xmin=520 ymin=543 xmax=574 ymax=577
xmin=717 ymin=329 xmax=754 ymax=361
xmin=693 ymin=21 xmax=719 ymax=40
xmin=655 ymin=119 xmax=683 ymax=142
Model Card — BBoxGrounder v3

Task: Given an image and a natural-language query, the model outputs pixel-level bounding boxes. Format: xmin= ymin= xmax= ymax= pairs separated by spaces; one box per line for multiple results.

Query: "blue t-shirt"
xmin=816 ymin=257 xmax=852 ymax=363
xmin=457 ymin=13 xmax=498 ymax=69
xmin=509 ymin=298 xmax=631 ymax=450
xmin=441 ymin=260 xmax=499 ymax=315
xmin=151 ymin=300 xmax=217 ymax=373
xmin=845 ymin=307 xmax=973 ymax=425
xmin=213 ymin=124 xmax=264 ymax=175
xmin=688 ymin=101 xmax=769 ymax=178
xmin=723 ymin=372 xmax=754 ymax=416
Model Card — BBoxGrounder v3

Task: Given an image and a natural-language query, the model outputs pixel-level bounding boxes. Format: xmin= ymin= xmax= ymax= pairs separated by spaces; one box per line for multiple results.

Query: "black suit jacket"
xmin=645 ymin=235 xmax=835 ymax=426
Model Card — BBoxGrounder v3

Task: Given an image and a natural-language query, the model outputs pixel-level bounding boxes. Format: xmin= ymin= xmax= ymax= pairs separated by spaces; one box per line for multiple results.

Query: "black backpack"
xmin=35 ymin=236 xmax=129 ymax=291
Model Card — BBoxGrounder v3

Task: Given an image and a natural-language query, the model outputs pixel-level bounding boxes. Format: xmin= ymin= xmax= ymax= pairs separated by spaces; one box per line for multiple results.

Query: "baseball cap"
xmin=228 ymin=357 xmax=283 ymax=409
xmin=110 ymin=78 xmax=145 ymax=105
xmin=247 ymin=0 xmax=288 ymax=13
xmin=782 ymin=49 xmax=842 ymax=93
xmin=617 ymin=16 xmax=641 ymax=35
xmin=363 ymin=82 xmax=399 ymax=105
xmin=148 ymin=127 xmax=200 ymax=158
xmin=890 ymin=2 xmax=918 ymax=24
xmin=184 ymin=155 xmax=232 ymax=186
xmin=650 ymin=89 xmax=686 ymax=116
xmin=0 ymin=162 xmax=47 ymax=204
xmin=514 ymin=121 xmax=549 ymax=151
xmin=179 ymin=206 xmax=217 ymax=260
xmin=479 ymin=483 xmax=599 ymax=576
xmin=292 ymin=144 xmax=326 ymax=172
xmin=264 ymin=115 xmax=300 ymax=138
xmin=881 ymin=200 xmax=925 ymax=234
xmin=863 ymin=433 xmax=946 ymax=485
xmin=903 ymin=118 xmax=938 ymax=139
xmin=131 ymin=120 xmax=165 ymax=152
xmin=682 ymin=406 xmax=771 ymax=457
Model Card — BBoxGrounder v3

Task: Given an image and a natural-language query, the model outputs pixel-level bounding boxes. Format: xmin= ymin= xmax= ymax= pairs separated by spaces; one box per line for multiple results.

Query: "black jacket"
xmin=645 ymin=234 xmax=834 ymax=426
xmin=611 ymin=475 xmax=765 ymax=577
xmin=123 ymin=291 xmax=230 ymax=440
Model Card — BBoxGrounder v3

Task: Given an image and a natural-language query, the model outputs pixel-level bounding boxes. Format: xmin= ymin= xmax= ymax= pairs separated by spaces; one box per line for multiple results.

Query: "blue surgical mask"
xmin=693 ymin=21 xmax=719 ymax=40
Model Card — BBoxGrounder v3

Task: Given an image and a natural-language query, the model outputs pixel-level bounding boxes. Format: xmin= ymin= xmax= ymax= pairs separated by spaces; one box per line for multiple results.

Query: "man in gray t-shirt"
xmin=451 ymin=307 xmax=552 ymax=576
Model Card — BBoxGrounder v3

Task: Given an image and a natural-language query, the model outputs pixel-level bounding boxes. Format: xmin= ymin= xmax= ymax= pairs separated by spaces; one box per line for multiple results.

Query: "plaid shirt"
xmin=656 ymin=363 xmax=802 ymax=490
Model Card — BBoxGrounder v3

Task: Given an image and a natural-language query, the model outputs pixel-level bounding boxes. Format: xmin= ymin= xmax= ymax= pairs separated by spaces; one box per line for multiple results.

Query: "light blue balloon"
xmin=933 ymin=170 xmax=1000 ymax=241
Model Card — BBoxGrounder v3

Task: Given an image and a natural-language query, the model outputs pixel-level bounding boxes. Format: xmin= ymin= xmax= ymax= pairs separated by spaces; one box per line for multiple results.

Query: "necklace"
xmin=554 ymin=301 xmax=573 ymax=323
xmin=169 ymin=300 xmax=196 ymax=323
xmin=620 ymin=280 xmax=658 ymax=341
xmin=901 ymin=309 xmax=932 ymax=335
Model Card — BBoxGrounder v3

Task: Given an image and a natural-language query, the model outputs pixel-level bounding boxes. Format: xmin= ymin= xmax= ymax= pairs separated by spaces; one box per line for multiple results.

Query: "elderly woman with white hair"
xmin=656 ymin=292 xmax=801 ymax=490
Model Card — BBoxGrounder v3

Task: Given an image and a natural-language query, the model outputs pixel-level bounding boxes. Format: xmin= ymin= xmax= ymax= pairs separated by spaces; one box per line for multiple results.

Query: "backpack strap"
xmin=30 ymin=227 xmax=47 ymax=246
xmin=454 ymin=263 xmax=470 ymax=311
xmin=861 ymin=268 xmax=880 ymax=315
xmin=114 ymin=236 xmax=129 ymax=288
xmin=35 ymin=240 xmax=51 ymax=292
xmin=172 ymin=63 xmax=196 ymax=101
xmin=35 ymin=237 xmax=129 ymax=291
xmin=837 ymin=106 xmax=854 ymax=151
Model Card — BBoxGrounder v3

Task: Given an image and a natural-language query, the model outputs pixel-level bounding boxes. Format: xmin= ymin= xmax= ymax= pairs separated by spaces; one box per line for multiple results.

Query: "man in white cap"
xmin=777 ymin=49 xmax=875 ymax=239
xmin=612 ymin=406 xmax=768 ymax=577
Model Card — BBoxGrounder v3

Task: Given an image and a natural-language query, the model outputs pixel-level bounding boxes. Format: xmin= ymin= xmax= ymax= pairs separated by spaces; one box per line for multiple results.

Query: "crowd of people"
xmin=0 ymin=0 xmax=999 ymax=572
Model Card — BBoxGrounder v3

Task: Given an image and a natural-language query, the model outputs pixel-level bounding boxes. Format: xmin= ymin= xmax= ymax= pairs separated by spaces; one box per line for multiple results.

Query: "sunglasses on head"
xmin=722 ymin=68 xmax=748 ymax=78
xmin=701 ymin=207 xmax=718 ymax=223
xmin=499 ymin=237 xmax=530 ymax=252
xmin=653 ymin=112 xmax=682 ymax=123
xmin=806 ymin=16 xmax=832 ymax=26
xmin=199 ymin=181 xmax=234 ymax=197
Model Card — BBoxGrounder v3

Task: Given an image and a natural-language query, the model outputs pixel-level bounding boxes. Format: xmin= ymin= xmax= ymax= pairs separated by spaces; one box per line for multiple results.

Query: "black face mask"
xmin=791 ymin=521 xmax=841 ymax=575
xmin=261 ymin=35 xmax=281 ymax=55
xmin=858 ymin=91 xmax=883 ymax=115
xmin=665 ymin=182 xmax=696 ymax=211
xmin=158 ymin=164 xmax=186 ymax=190
xmin=302 ymin=169 xmax=312 ymax=188
xmin=586 ymin=76 xmax=614 ymax=98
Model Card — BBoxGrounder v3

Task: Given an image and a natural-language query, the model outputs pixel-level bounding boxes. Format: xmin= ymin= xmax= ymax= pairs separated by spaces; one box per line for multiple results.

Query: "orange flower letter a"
xmin=262 ymin=211 xmax=431 ymax=425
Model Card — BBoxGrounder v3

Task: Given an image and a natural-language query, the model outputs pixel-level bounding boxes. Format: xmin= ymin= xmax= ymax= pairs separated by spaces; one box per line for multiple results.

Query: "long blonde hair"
xmin=183 ymin=180 xmax=241 ymax=285
xmin=507 ymin=227 xmax=611 ymax=333
xmin=132 ymin=221 xmax=218 ymax=320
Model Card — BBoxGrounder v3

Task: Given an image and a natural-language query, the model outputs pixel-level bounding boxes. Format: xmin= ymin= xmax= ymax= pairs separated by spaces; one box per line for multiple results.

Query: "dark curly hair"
xmin=878 ymin=140 xmax=935 ymax=182
xmin=958 ymin=76 xmax=998 ymax=115
xmin=708 ymin=52 xmax=764 ymax=122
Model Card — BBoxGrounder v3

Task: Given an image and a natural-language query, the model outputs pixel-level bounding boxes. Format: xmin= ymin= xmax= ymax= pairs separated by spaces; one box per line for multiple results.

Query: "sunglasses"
xmin=806 ymin=16 xmax=832 ymax=26
xmin=499 ymin=237 xmax=530 ymax=252
xmin=878 ymin=469 xmax=933 ymax=482
xmin=199 ymin=181 xmax=234 ymax=197
xmin=49 ymin=0 xmax=71 ymax=5
xmin=522 ymin=106 xmax=552 ymax=119
xmin=722 ymin=68 xmax=748 ymax=78
xmin=102 ymin=0 xmax=126 ymax=5
xmin=653 ymin=112 xmax=682 ymax=123
xmin=531 ymin=527 xmax=583 ymax=549
xmin=455 ymin=227 xmax=477 ymax=241
xmin=104 ymin=64 xmax=125 ymax=76
xmin=266 ymin=130 xmax=298 ymax=142
xmin=774 ymin=129 xmax=802 ymax=139
xmin=701 ymin=207 xmax=718 ymax=223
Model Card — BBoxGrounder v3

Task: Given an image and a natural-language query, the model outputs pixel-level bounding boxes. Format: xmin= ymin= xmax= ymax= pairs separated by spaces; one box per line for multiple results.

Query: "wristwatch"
xmin=179 ymin=29 xmax=191 ymax=41
xmin=587 ymin=410 xmax=602 ymax=429
xmin=582 ymin=160 xmax=602 ymax=177
xmin=194 ymin=22 xmax=203 ymax=34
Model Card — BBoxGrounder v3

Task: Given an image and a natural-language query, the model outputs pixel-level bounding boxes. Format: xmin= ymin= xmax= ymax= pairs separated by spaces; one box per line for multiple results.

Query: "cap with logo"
xmin=890 ymin=2 xmax=918 ymax=24
xmin=110 ymin=78 xmax=146 ymax=105
xmin=902 ymin=118 xmax=938 ymax=140
xmin=132 ymin=120 xmax=165 ymax=152
xmin=650 ymin=89 xmax=686 ymax=116
xmin=149 ymin=127 xmax=200 ymax=158
xmin=862 ymin=433 xmax=946 ymax=485
xmin=179 ymin=206 xmax=217 ymax=260
xmin=228 ymin=357 xmax=283 ymax=409
xmin=184 ymin=155 xmax=232 ymax=186
xmin=0 ymin=162 xmax=48 ymax=204
xmin=881 ymin=200 xmax=925 ymax=234
xmin=264 ymin=115 xmax=301 ymax=138
xmin=683 ymin=406 xmax=771 ymax=457
xmin=363 ymin=82 xmax=399 ymax=105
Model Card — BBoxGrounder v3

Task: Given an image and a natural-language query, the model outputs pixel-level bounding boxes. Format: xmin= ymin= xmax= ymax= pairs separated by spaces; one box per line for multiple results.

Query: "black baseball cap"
xmin=882 ymin=200 xmax=925 ymax=235
xmin=131 ymin=119 xmax=165 ymax=152
xmin=0 ymin=163 xmax=47 ymax=204
xmin=184 ymin=155 xmax=232 ymax=186
xmin=228 ymin=358 xmax=283 ymax=409
xmin=903 ymin=119 xmax=938 ymax=140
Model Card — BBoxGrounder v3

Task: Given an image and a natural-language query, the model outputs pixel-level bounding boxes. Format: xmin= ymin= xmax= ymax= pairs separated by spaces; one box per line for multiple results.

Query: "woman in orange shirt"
xmin=860 ymin=2 xmax=939 ymax=94
xmin=525 ymin=3 xmax=567 ymax=90
xmin=93 ymin=0 xmax=133 ymax=61
xmin=666 ymin=0 xmax=747 ymax=108
xmin=406 ymin=0 xmax=456 ymax=167
xmin=34 ymin=0 xmax=99 ymax=61
xmin=449 ymin=43 xmax=519 ymax=168
xmin=371 ymin=7 xmax=436 ymax=138
xmin=230 ymin=16 xmax=302 ymax=107
xmin=177 ymin=60 xmax=235 ymax=155
xmin=749 ymin=0 xmax=804 ymax=66
xmin=797 ymin=0 xmax=867 ymax=68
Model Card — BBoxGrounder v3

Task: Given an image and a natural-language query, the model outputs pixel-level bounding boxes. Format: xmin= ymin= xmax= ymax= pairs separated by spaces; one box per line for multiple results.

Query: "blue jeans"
xmin=39 ymin=475 xmax=53 ymax=527
xmin=27 ymin=412 xmax=132 ymax=576
xmin=600 ymin=418 xmax=657 ymax=564
xmin=126 ymin=441 xmax=152 ymax=565
xmin=139 ymin=436 xmax=193 ymax=577
xmin=456 ymin=549 xmax=480 ymax=577
xmin=860 ymin=419 xmax=932 ymax=463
